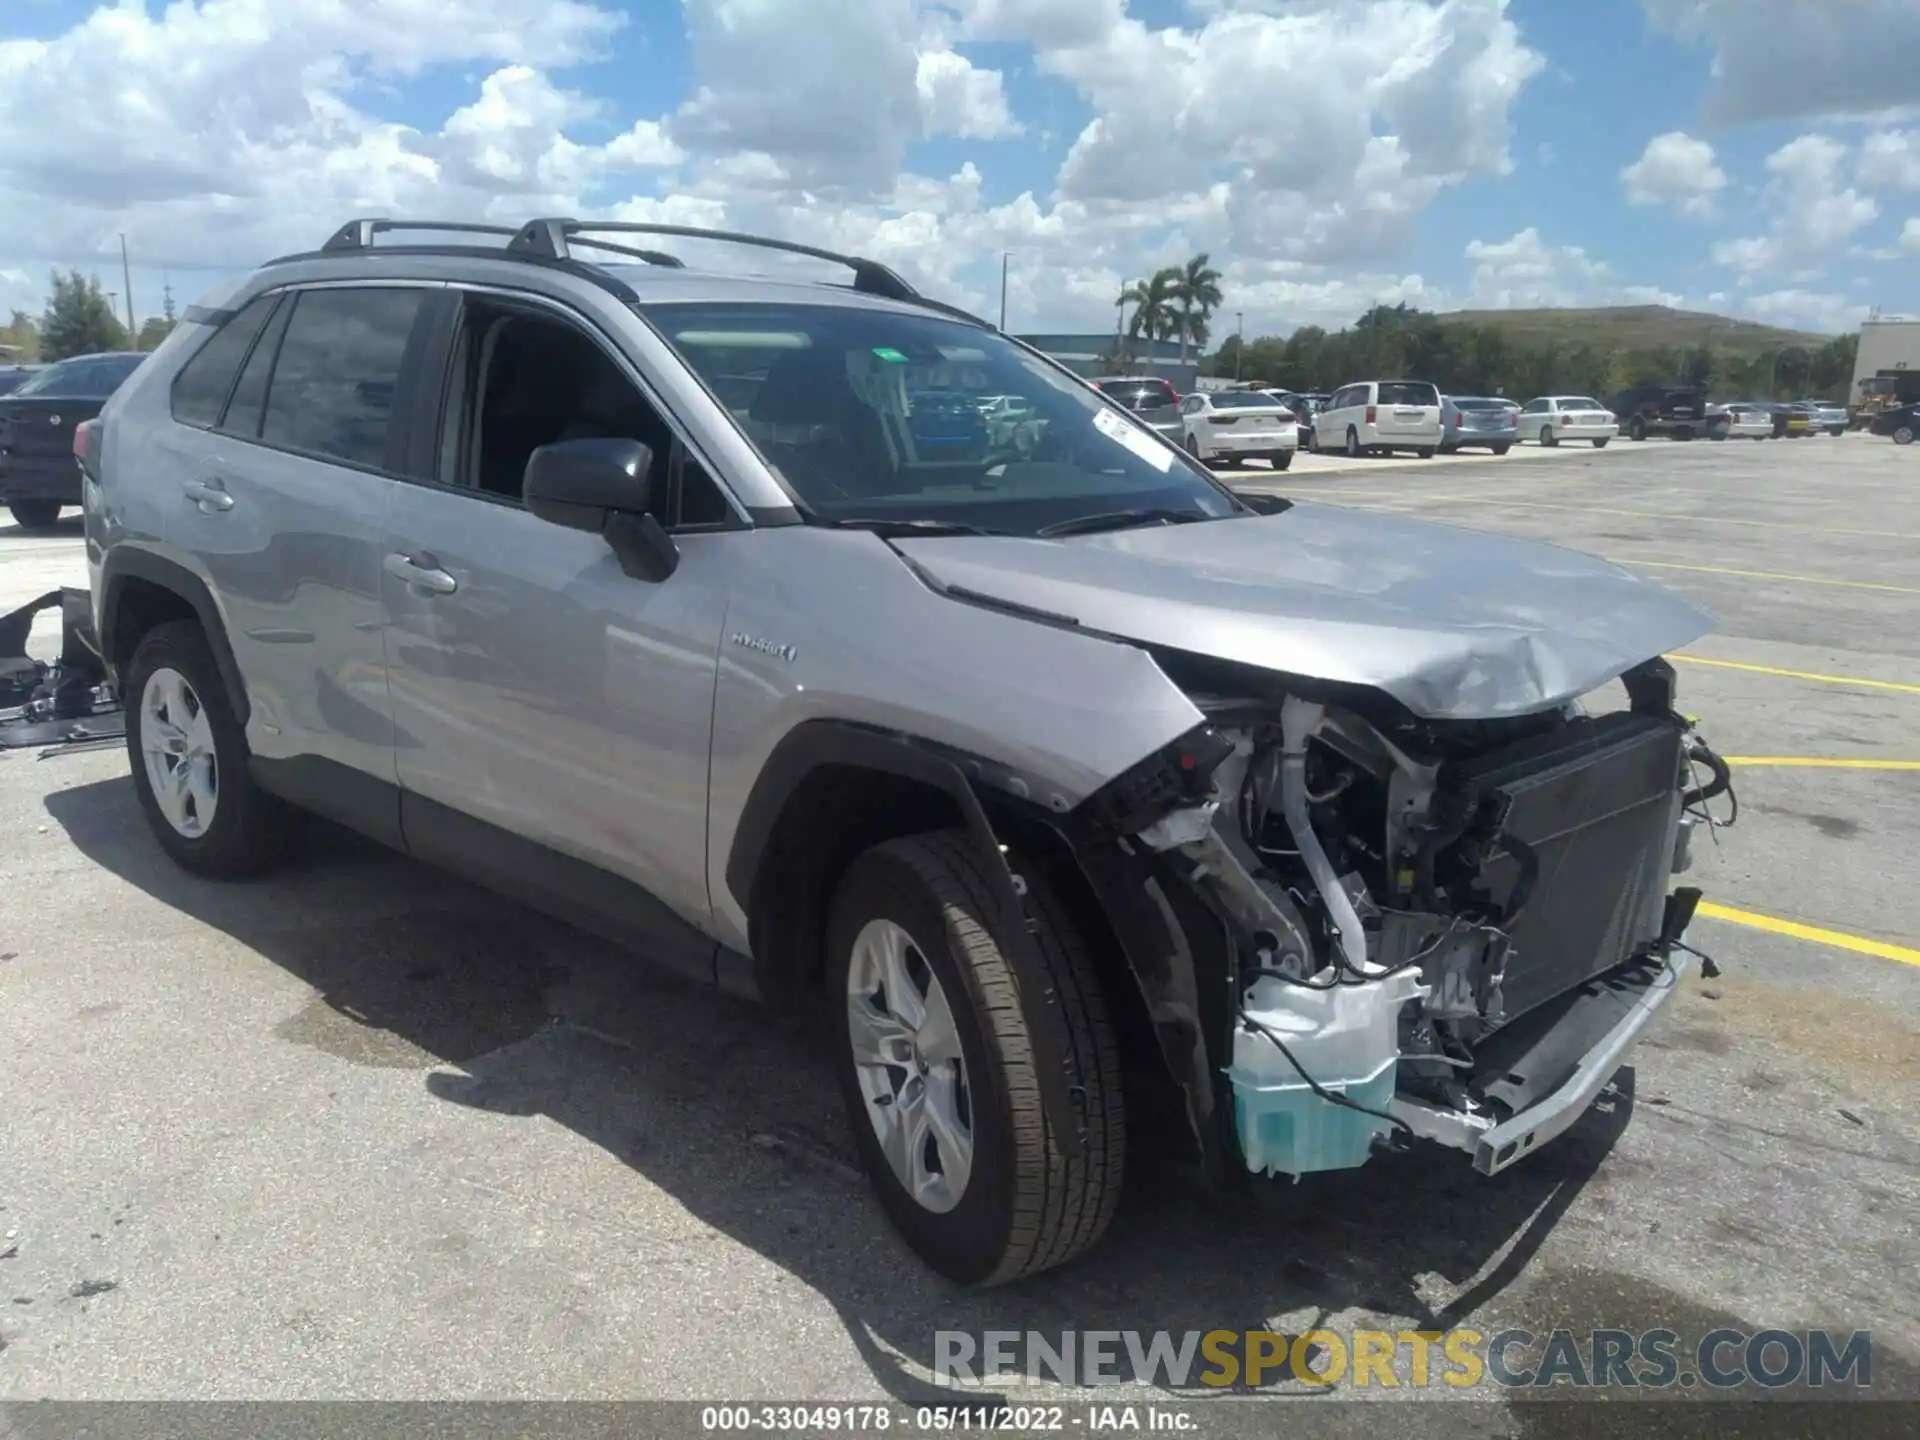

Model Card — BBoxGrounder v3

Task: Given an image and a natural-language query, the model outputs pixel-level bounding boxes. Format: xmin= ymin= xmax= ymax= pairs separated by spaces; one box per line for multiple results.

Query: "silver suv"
xmin=83 ymin=218 xmax=1734 ymax=1285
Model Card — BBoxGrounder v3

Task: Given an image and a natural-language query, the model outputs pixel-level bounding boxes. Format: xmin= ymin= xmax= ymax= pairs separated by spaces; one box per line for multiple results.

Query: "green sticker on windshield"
xmin=872 ymin=347 xmax=907 ymax=362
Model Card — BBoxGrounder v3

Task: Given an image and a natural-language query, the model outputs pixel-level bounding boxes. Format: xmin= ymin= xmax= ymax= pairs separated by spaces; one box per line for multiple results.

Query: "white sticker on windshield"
xmin=1092 ymin=406 xmax=1174 ymax=472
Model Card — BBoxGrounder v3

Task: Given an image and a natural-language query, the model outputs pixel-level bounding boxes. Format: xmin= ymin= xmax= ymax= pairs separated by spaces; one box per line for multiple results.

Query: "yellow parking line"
xmin=1725 ymin=757 xmax=1920 ymax=770
xmin=1668 ymin=654 xmax=1920 ymax=695
xmin=1696 ymin=901 xmax=1920 ymax=969
xmin=1613 ymin=559 xmax=1920 ymax=595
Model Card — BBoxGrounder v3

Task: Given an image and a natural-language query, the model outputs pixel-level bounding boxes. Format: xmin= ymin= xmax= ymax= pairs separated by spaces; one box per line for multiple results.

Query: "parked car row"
xmin=0 ymin=350 xmax=147 ymax=528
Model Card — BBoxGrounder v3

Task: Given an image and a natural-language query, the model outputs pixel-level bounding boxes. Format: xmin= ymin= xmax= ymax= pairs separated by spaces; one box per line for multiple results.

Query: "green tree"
xmin=40 ymin=271 xmax=129 ymax=361
xmin=1172 ymin=253 xmax=1223 ymax=365
xmin=136 ymin=315 xmax=179 ymax=351
xmin=0 ymin=308 xmax=39 ymax=363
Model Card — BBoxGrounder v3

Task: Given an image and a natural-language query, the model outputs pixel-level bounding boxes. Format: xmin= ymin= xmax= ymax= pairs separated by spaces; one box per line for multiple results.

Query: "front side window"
xmin=646 ymin=302 xmax=1240 ymax=535
xmin=261 ymin=288 xmax=426 ymax=469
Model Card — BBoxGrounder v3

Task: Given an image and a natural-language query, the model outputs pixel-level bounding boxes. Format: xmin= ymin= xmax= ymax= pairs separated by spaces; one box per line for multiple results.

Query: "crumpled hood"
xmin=892 ymin=502 xmax=1715 ymax=719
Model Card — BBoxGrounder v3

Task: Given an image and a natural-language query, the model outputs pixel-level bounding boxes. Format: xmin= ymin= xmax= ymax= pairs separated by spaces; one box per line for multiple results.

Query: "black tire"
xmin=1415 ymin=447 xmax=1435 ymax=459
xmin=7 ymin=500 xmax=61 ymax=529
xmin=1490 ymin=443 xmax=1510 ymax=456
xmin=1628 ymin=417 xmax=1647 ymax=442
xmin=827 ymin=830 xmax=1125 ymax=1286
xmin=1540 ymin=425 xmax=1558 ymax=448
xmin=124 ymin=620 xmax=299 ymax=878
xmin=1829 ymin=427 xmax=1845 ymax=437
xmin=1269 ymin=450 xmax=1293 ymax=471
xmin=1183 ymin=432 xmax=1206 ymax=465
xmin=1344 ymin=427 xmax=1361 ymax=458
xmin=1592 ymin=437 xmax=1610 ymax=449
xmin=1894 ymin=425 xmax=1915 ymax=446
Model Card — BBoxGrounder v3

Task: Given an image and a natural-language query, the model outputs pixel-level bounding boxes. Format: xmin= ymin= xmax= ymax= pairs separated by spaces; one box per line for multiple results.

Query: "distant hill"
xmin=1434 ymin=305 xmax=1833 ymax=358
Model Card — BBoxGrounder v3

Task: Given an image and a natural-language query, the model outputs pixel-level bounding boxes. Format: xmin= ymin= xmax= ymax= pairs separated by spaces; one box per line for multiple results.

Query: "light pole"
xmin=998 ymin=252 xmax=1009 ymax=331
xmin=120 ymin=233 xmax=136 ymax=339
xmin=1234 ymin=311 xmax=1244 ymax=382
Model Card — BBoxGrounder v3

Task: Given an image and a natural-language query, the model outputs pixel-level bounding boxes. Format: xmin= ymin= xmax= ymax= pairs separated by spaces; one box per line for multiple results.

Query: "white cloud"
xmin=1462 ymin=228 xmax=1682 ymax=309
xmin=670 ymin=0 xmax=1014 ymax=190
xmin=1620 ymin=132 xmax=1727 ymax=217
xmin=1711 ymin=133 xmax=1879 ymax=277
xmin=1858 ymin=129 xmax=1920 ymax=189
xmin=1643 ymin=0 xmax=1920 ymax=125
xmin=1739 ymin=288 xmax=1869 ymax=334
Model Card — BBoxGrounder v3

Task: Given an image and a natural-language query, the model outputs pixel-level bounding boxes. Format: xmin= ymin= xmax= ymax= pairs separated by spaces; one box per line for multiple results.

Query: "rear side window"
xmin=221 ymin=298 xmax=293 ymax=438
xmin=1378 ymin=382 xmax=1439 ymax=406
xmin=262 ymin=288 xmax=426 ymax=469
xmin=170 ymin=297 xmax=277 ymax=427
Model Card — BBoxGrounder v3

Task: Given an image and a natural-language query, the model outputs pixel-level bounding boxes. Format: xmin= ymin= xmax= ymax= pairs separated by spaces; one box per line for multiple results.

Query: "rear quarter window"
xmin=171 ymin=296 xmax=278 ymax=428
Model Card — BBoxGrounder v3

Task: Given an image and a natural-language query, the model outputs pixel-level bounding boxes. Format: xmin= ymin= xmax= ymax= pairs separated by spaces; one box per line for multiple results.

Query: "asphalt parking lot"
xmin=1 ymin=435 xmax=1916 ymax=1424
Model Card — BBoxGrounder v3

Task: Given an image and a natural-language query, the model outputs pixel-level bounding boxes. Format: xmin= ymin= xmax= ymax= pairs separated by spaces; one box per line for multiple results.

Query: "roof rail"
xmin=321 ymin=219 xmax=522 ymax=253
xmin=509 ymin=219 xmax=922 ymax=303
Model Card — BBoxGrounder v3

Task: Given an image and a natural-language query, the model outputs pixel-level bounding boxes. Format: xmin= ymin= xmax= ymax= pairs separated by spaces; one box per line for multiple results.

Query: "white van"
xmin=1312 ymin=380 xmax=1443 ymax=458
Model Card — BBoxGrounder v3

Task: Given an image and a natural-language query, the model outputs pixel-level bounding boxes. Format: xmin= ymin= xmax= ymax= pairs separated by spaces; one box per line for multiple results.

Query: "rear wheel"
xmin=1894 ymin=425 xmax=1915 ymax=446
xmin=1829 ymin=427 xmax=1845 ymax=437
xmin=1491 ymin=443 xmax=1510 ymax=456
xmin=1628 ymin=417 xmax=1647 ymax=442
xmin=124 ymin=621 xmax=299 ymax=878
xmin=1416 ymin=447 xmax=1435 ymax=459
xmin=1592 ymin=438 xmax=1609 ymax=449
xmin=828 ymin=831 xmax=1125 ymax=1286
xmin=1183 ymin=432 xmax=1207 ymax=465
xmin=7 ymin=500 xmax=61 ymax=529
xmin=1268 ymin=450 xmax=1293 ymax=471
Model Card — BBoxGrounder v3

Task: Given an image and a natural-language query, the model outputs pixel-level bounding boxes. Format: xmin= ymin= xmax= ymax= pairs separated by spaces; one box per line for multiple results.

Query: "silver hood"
xmin=892 ymin=501 xmax=1714 ymax=719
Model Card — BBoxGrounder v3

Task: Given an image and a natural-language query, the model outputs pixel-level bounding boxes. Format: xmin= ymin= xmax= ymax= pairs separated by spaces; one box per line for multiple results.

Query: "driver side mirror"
xmin=523 ymin=438 xmax=679 ymax=583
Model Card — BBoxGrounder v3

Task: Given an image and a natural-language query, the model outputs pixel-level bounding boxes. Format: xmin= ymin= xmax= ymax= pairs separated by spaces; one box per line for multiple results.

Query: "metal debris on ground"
xmin=0 ymin=588 xmax=123 ymax=754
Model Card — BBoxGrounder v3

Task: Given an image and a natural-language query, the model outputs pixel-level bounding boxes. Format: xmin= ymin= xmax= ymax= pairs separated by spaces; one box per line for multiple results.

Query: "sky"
xmin=3 ymin=0 xmax=1919 ymax=341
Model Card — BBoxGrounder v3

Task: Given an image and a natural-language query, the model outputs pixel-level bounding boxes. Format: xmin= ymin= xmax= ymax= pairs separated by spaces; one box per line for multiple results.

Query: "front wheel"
xmin=1894 ymin=425 xmax=1915 ymax=446
xmin=1344 ymin=427 xmax=1362 ymax=458
xmin=1183 ymin=432 xmax=1207 ymax=465
xmin=1415 ymin=447 xmax=1435 ymax=459
xmin=1539 ymin=425 xmax=1557 ymax=447
xmin=828 ymin=831 xmax=1126 ymax=1286
xmin=1829 ymin=427 xmax=1846 ymax=437
xmin=7 ymin=500 xmax=61 ymax=529
xmin=124 ymin=621 xmax=300 ymax=877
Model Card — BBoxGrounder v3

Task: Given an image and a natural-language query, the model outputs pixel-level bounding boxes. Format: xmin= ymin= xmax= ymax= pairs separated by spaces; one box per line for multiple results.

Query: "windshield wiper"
xmin=817 ymin=516 xmax=1006 ymax=538
xmin=1037 ymin=507 xmax=1212 ymax=538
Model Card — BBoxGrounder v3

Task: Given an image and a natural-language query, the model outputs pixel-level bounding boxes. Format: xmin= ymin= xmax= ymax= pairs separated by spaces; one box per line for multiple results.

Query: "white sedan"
xmin=1178 ymin=390 xmax=1300 ymax=469
xmin=1518 ymin=395 xmax=1619 ymax=447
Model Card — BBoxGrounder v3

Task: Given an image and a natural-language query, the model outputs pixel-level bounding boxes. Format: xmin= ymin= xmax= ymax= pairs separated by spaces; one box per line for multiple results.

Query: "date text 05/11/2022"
xmin=699 ymin=1404 xmax=1199 ymax=1432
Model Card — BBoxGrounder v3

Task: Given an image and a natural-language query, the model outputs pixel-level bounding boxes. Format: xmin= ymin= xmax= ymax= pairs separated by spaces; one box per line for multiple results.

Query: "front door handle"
xmin=384 ymin=551 xmax=458 ymax=596
xmin=183 ymin=479 xmax=234 ymax=513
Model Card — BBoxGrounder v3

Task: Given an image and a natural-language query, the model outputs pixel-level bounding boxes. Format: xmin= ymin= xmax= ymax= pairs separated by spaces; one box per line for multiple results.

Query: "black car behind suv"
xmin=0 ymin=350 xmax=145 ymax=528
xmin=1609 ymin=384 xmax=1724 ymax=442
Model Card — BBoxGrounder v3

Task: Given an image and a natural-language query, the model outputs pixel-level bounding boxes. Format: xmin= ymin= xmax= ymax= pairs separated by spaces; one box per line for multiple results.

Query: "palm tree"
xmin=1174 ymin=253 xmax=1223 ymax=365
xmin=1118 ymin=270 xmax=1180 ymax=363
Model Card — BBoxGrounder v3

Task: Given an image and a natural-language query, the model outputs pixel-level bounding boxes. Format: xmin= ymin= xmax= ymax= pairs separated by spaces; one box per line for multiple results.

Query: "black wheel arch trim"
xmin=98 ymin=548 xmax=251 ymax=726
xmin=727 ymin=719 xmax=1088 ymax=1159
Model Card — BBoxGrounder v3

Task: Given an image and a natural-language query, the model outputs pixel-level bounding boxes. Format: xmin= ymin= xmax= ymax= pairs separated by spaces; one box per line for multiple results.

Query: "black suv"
xmin=1609 ymin=384 xmax=1724 ymax=442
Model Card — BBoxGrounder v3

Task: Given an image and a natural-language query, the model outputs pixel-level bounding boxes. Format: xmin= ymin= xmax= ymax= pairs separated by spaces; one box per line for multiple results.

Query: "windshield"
xmin=1214 ymin=391 xmax=1285 ymax=407
xmin=1093 ymin=379 xmax=1178 ymax=411
xmin=1452 ymin=398 xmax=1509 ymax=411
xmin=1563 ymin=397 xmax=1604 ymax=410
xmin=646 ymin=302 xmax=1242 ymax=534
xmin=12 ymin=354 xmax=142 ymax=399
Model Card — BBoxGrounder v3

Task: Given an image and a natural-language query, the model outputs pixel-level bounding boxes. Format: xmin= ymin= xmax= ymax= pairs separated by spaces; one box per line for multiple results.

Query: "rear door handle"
xmin=183 ymin=479 xmax=234 ymax=513
xmin=384 ymin=551 xmax=458 ymax=596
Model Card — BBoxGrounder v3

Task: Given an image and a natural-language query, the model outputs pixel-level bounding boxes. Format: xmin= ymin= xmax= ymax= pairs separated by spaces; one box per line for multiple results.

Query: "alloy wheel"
xmin=846 ymin=917 xmax=975 ymax=1215
xmin=139 ymin=666 xmax=219 ymax=838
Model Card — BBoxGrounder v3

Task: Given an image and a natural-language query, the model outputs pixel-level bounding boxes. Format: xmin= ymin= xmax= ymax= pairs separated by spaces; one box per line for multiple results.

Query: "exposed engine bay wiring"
xmin=1237 ymin=1013 xmax=1415 ymax=1139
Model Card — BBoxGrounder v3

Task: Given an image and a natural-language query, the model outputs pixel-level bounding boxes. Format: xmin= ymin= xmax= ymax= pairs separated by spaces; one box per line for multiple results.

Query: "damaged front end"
xmin=1067 ymin=656 xmax=1734 ymax=1183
